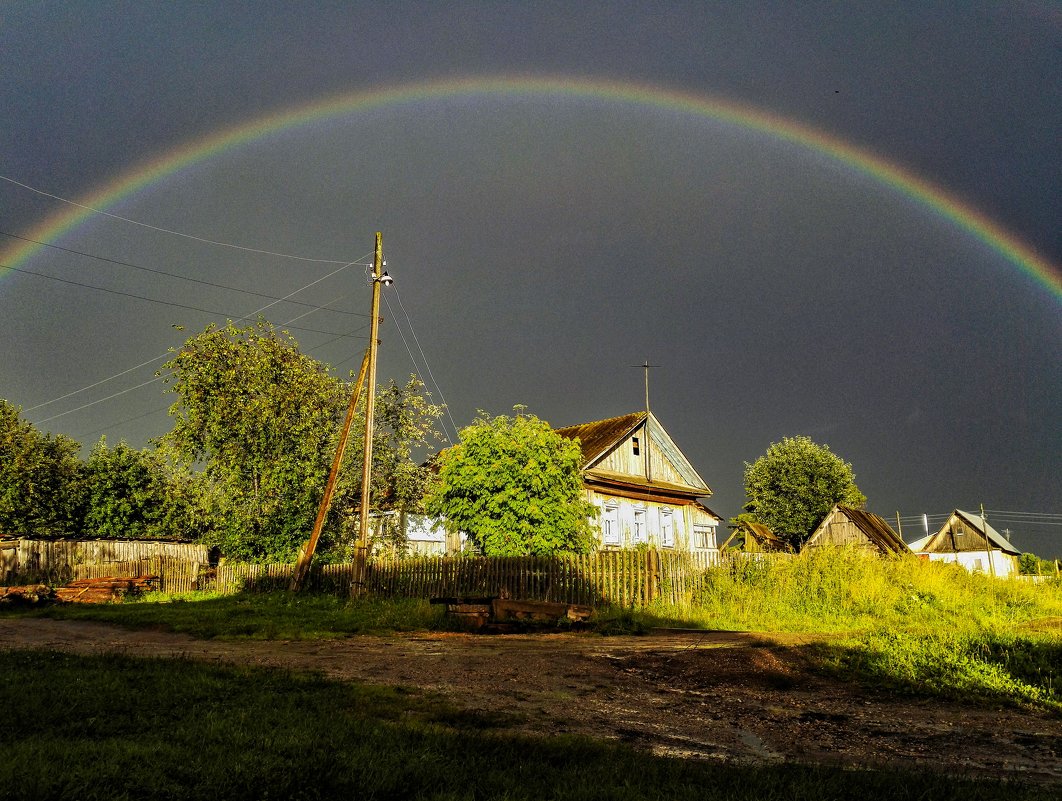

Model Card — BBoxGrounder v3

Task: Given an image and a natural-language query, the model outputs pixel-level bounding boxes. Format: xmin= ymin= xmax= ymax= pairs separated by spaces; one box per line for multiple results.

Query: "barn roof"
xmin=837 ymin=506 xmax=908 ymax=553
xmin=739 ymin=521 xmax=785 ymax=547
xmin=723 ymin=520 xmax=788 ymax=552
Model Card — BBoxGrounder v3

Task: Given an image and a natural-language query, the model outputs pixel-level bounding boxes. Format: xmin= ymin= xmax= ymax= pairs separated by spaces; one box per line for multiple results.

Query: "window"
xmin=955 ymin=523 xmax=965 ymax=536
xmin=601 ymin=503 xmax=620 ymax=546
xmin=693 ymin=525 xmax=716 ymax=550
xmin=632 ymin=437 xmax=640 ymax=456
xmin=633 ymin=508 xmax=646 ymax=543
xmin=660 ymin=508 xmax=674 ymax=547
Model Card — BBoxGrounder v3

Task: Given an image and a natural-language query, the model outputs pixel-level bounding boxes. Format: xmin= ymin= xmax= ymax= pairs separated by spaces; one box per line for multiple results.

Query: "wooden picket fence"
xmin=204 ymin=549 xmax=786 ymax=608
xmin=4 ymin=539 xmax=208 ymax=585
xmin=1 ymin=541 xmax=791 ymax=609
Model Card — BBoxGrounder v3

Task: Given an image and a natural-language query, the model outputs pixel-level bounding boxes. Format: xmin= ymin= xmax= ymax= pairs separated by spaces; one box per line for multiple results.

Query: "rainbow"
xmin=3 ymin=75 xmax=1059 ymax=298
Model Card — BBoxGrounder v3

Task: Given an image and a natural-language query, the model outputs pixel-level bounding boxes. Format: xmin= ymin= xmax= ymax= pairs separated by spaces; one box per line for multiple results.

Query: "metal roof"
xmin=951 ymin=510 xmax=1020 ymax=554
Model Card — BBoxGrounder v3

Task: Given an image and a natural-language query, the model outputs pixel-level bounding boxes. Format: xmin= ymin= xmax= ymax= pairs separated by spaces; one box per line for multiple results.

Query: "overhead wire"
xmin=0 ymin=173 xmax=352 ymax=264
xmin=391 ymin=283 xmax=461 ymax=443
xmin=3 ymin=262 xmax=363 ymax=339
xmin=382 ymin=291 xmax=456 ymax=445
xmin=0 ymin=230 xmax=368 ymax=317
xmin=24 ymin=249 xmax=375 ymax=426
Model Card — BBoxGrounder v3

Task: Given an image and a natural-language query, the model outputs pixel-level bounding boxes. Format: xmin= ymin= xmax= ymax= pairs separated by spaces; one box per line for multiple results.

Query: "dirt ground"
xmin=2 ymin=618 xmax=1059 ymax=786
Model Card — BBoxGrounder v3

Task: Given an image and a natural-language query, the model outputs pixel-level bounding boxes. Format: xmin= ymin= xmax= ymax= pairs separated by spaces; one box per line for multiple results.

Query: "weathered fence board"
xmin=2 ymin=541 xmax=790 ymax=610
xmin=7 ymin=539 xmax=208 ymax=582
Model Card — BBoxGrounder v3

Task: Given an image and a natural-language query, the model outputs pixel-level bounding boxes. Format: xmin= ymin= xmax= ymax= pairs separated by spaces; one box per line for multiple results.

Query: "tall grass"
xmin=686 ymin=548 xmax=1062 ymax=633
xmin=663 ymin=548 xmax=1062 ymax=711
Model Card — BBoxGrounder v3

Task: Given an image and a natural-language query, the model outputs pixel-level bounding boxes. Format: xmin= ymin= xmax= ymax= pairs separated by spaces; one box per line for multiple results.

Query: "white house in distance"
xmin=398 ymin=411 xmax=721 ymax=556
xmin=907 ymin=509 xmax=1020 ymax=577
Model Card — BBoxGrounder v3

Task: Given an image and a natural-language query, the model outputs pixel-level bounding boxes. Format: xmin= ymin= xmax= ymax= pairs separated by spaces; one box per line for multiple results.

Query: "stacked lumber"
xmin=54 ymin=575 xmax=159 ymax=604
xmin=431 ymin=596 xmax=594 ymax=631
xmin=0 ymin=584 xmax=54 ymax=604
xmin=491 ymin=598 xmax=593 ymax=624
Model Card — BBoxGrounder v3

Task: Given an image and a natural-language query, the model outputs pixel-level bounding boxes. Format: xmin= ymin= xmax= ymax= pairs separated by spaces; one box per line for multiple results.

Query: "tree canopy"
xmin=0 ymin=399 xmax=84 ymax=537
xmin=740 ymin=435 xmax=866 ymax=549
xmin=82 ymin=437 xmax=204 ymax=540
xmin=159 ymin=319 xmax=442 ymax=561
xmin=424 ymin=409 xmax=597 ymax=556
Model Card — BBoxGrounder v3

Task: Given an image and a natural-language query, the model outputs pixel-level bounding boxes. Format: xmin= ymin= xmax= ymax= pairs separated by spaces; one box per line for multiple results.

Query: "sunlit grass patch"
xmin=812 ymin=628 xmax=1061 ymax=712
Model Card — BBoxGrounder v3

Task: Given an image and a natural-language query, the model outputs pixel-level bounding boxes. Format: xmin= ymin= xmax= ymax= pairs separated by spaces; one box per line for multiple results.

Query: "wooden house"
xmin=402 ymin=411 xmax=720 ymax=555
xmin=721 ymin=521 xmax=788 ymax=553
xmin=802 ymin=505 xmax=908 ymax=555
xmin=908 ymin=510 xmax=1019 ymax=577
xmin=553 ymin=411 xmax=720 ymax=554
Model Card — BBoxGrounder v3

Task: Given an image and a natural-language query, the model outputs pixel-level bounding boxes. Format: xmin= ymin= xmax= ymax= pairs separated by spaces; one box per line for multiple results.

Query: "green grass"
xmin=813 ymin=627 xmax=1062 ymax=711
xmin=682 ymin=548 xmax=1062 ymax=633
xmin=4 ymin=550 xmax=1061 ymax=712
xmin=0 ymin=649 xmax=1051 ymax=801
xmin=645 ymin=549 xmax=1062 ymax=712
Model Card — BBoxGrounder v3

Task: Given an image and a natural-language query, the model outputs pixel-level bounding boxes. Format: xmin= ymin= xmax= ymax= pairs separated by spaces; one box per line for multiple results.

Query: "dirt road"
xmin=2 ymin=618 xmax=1059 ymax=785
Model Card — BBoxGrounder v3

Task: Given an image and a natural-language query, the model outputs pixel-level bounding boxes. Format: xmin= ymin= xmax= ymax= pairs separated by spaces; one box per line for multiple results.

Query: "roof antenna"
xmin=628 ymin=360 xmax=661 ymax=483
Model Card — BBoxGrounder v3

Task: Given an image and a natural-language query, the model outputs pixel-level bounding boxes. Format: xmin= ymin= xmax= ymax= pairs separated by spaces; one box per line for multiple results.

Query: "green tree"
xmin=0 ymin=399 xmax=84 ymax=537
xmin=424 ymin=409 xmax=597 ymax=556
xmin=159 ymin=320 xmax=442 ymax=561
xmin=740 ymin=435 xmax=866 ymax=550
xmin=82 ymin=437 xmax=205 ymax=540
xmin=1018 ymin=552 xmax=1056 ymax=576
xmin=159 ymin=320 xmax=343 ymax=561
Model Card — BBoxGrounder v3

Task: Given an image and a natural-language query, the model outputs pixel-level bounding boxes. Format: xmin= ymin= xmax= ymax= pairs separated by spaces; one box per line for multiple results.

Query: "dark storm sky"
xmin=1 ymin=2 xmax=1059 ymax=554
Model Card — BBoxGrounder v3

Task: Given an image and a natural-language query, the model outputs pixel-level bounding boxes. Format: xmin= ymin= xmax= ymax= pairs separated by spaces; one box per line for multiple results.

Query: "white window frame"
xmin=632 ymin=506 xmax=646 ymax=544
xmin=693 ymin=524 xmax=716 ymax=550
xmin=660 ymin=507 xmax=674 ymax=548
xmin=601 ymin=502 xmax=620 ymax=546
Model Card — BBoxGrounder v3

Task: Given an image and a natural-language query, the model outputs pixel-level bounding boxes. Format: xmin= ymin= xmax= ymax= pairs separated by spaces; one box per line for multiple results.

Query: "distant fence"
xmin=1 ymin=539 xmax=208 ymax=586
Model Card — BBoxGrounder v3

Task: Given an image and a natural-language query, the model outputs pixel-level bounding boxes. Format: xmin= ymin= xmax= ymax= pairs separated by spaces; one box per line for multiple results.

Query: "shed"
xmin=803 ymin=505 xmax=908 ymax=555
xmin=721 ymin=521 xmax=788 ymax=552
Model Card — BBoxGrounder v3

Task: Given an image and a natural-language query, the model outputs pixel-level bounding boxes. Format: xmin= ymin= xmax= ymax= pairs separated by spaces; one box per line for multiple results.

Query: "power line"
xmin=3 ymin=261 xmax=363 ymax=339
xmin=391 ymin=284 xmax=461 ymax=443
xmin=23 ymin=353 xmax=169 ymax=413
xmin=72 ymin=404 xmax=172 ymax=443
xmin=985 ymin=510 xmax=1062 ymax=518
xmin=382 ymin=292 xmax=456 ymax=445
xmin=0 ymin=230 xmax=368 ymax=317
xmin=0 ymin=173 xmax=352 ymax=264
xmin=231 ymin=258 xmax=365 ymax=325
xmin=32 ymin=376 xmax=164 ymax=425
xmin=15 ymin=250 xmax=374 ymax=419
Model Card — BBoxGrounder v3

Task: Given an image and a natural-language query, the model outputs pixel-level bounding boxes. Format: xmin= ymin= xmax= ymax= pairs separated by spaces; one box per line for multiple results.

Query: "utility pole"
xmin=289 ymin=349 xmax=370 ymax=591
xmin=290 ymin=232 xmax=391 ymax=592
xmin=981 ymin=503 xmax=996 ymax=578
xmin=358 ymin=232 xmax=388 ymax=549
